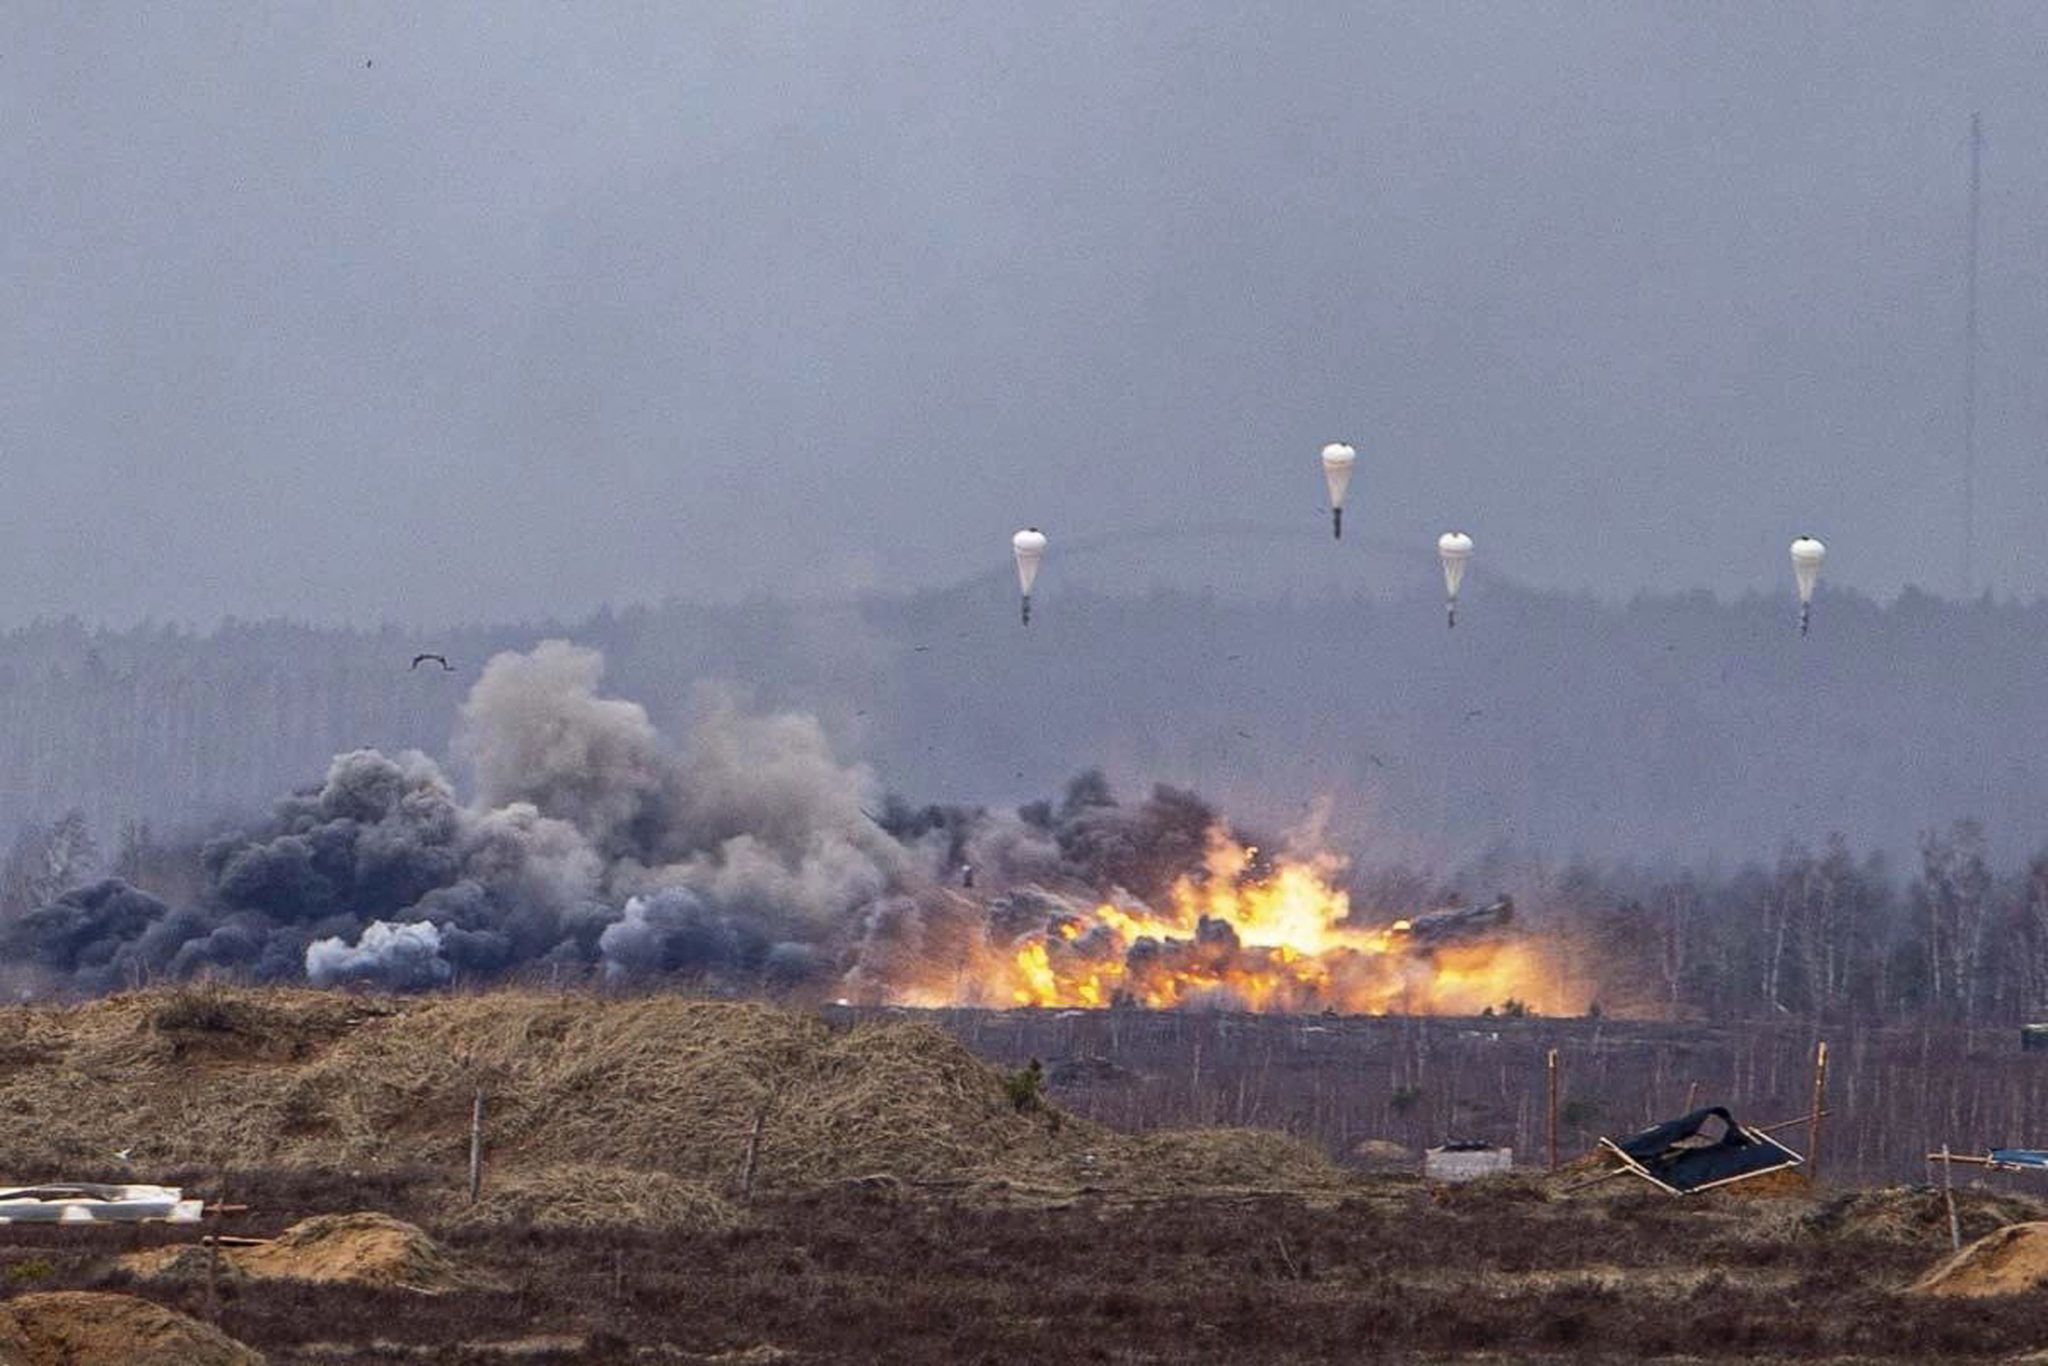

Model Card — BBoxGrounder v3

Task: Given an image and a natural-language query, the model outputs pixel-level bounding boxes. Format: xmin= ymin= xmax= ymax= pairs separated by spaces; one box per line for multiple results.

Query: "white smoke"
xmin=307 ymin=920 xmax=451 ymax=989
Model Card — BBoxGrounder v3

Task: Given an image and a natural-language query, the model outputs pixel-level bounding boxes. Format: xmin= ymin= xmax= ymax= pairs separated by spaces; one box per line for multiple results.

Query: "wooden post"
xmin=1806 ymin=1040 xmax=1828 ymax=1179
xmin=468 ymin=1090 xmax=486 ymax=1204
xmin=1941 ymin=1144 xmax=1962 ymax=1252
xmin=204 ymin=1235 xmax=220 ymax=1323
xmin=1546 ymin=1048 xmax=1559 ymax=1172
xmin=739 ymin=1092 xmax=771 ymax=1202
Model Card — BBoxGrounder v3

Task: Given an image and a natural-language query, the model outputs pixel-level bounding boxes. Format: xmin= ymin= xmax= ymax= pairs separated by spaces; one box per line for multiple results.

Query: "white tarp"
xmin=0 ymin=1184 xmax=203 ymax=1224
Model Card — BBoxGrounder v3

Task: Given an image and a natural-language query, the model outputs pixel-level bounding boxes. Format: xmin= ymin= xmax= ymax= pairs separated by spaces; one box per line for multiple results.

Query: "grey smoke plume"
xmin=0 ymin=640 xmax=1299 ymax=999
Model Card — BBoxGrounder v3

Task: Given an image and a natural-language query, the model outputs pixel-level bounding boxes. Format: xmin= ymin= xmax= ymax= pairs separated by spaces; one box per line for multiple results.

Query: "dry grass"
xmin=443 ymin=1165 xmax=740 ymax=1233
xmin=127 ymin=1213 xmax=482 ymax=1295
xmin=0 ymin=986 xmax=1332 ymax=1205
xmin=1910 ymin=1221 xmax=2048 ymax=1298
xmin=1803 ymin=1185 xmax=2048 ymax=1248
xmin=0 ymin=1291 xmax=263 ymax=1365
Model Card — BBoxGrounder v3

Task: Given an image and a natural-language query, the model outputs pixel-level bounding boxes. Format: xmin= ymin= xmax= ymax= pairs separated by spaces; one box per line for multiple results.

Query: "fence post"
xmin=1941 ymin=1144 xmax=1962 ymax=1252
xmin=739 ymin=1094 xmax=770 ymax=1202
xmin=1546 ymin=1048 xmax=1559 ymax=1172
xmin=468 ymin=1090 xmax=487 ymax=1204
xmin=1806 ymin=1040 xmax=1828 ymax=1180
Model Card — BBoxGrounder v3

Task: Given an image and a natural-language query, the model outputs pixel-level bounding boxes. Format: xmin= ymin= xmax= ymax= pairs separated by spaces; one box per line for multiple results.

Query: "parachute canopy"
xmin=1438 ymin=531 xmax=1474 ymax=598
xmin=1012 ymin=528 xmax=1046 ymax=596
xmin=1790 ymin=536 xmax=1825 ymax=604
xmin=1321 ymin=443 xmax=1357 ymax=539
xmin=1320 ymin=443 xmax=1356 ymax=510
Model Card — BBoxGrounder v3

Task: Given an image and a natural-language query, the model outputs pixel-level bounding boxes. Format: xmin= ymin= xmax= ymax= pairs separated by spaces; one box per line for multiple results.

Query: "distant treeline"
xmin=6 ymin=806 xmax=2042 ymax=1025
xmin=0 ymin=580 xmax=2043 ymax=1014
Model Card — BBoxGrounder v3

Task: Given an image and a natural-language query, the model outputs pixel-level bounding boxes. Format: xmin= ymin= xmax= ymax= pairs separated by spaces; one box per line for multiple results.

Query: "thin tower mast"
xmin=1963 ymin=112 xmax=1981 ymax=598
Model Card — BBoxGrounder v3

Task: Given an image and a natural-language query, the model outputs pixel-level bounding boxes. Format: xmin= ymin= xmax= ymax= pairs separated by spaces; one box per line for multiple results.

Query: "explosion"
xmin=4 ymin=641 xmax=1563 ymax=1019
xmin=926 ymin=834 xmax=1559 ymax=1016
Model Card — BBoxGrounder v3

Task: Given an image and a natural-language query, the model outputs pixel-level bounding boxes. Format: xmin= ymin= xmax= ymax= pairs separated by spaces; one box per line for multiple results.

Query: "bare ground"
xmin=1 ymin=987 xmax=2046 ymax=1363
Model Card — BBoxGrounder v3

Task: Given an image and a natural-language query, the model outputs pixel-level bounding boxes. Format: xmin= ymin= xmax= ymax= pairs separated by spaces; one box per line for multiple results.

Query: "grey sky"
xmin=2 ymin=3 xmax=2044 ymax=627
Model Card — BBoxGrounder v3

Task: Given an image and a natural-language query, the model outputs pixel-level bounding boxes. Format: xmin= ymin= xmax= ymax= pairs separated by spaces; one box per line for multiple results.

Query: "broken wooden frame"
xmin=1925 ymin=1148 xmax=2048 ymax=1174
xmin=1562 ymin=1109 xmax=1825 ymax=1196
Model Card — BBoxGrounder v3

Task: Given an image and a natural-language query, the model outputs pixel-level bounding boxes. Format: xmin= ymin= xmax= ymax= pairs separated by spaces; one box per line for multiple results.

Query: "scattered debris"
xmin=0 ymin=1183 xmax=202 ymax=1224
xmin=1597 ymin=1107 xmax=1801 ymax=1195
xmin=1398 ymin=896 xmax=1514 ymax=945
xmin=1928 ymin=1147 xmax=2048 ymax=1173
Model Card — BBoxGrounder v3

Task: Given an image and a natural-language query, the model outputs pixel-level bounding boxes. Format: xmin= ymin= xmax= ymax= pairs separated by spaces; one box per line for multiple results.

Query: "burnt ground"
xmin=2 ymin=1167 xmax=2046 ymax=1364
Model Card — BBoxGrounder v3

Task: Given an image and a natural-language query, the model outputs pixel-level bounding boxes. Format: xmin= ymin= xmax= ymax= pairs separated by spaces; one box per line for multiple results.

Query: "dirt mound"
xmin=446 ymin=1164 xmax=740 ymax=1232
xmin=0 ymin=988 xmax=1366 ymax=1200
xmin=127 ymin=1213 xmax=478 ymax=1293
xmin=0 ymin=988 xmax=1105 ymax=1193
xmin=1710 ymin=1165 xmax=1812 ymax=1198
xmin=1803 ymin=1185 xmax=2047 ymax=1247
xmin=1909 ymin=1220 xmax=2048 ymax=1297
xmin=0 ymin=1291 xmax=263 ymax=1365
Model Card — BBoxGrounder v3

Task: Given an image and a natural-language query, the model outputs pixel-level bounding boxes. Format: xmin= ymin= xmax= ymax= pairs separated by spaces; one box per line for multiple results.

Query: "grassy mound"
xmin=1802 ymin=1185 xmax=2047 ymax=1248
xmin=0 ymin=987 xmax=1097 ymax=1192
xmin=0 ymin=1291 xmax=263 ymax=1366
xmin=126 ymin=1212 xmax=481 ymax=1293
xmin=1910 ymin=1220 xmax=2048 ymax=1297
xmin=0 ymin=986 xmax=1340 ymax=1203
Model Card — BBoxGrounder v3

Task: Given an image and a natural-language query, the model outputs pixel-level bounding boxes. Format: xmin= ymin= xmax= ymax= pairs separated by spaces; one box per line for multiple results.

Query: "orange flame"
xmin=979 ymin=833 xmax=1557 ymax=1016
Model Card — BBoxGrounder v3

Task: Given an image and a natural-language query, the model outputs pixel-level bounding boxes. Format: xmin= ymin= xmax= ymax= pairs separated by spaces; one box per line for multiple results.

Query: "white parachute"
xmin=1012 ymin=527 xmax=1047 ymax=625
xmin=1790 ymin=536 xmax=1826 ymax=636
xmin=1438 ymin=531 xmax=1474 ymax=628
xmin=1321 ymin=443 xmax=1356 ymax=540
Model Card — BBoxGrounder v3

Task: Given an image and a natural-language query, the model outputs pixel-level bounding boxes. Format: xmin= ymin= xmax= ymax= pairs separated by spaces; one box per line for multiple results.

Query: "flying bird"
xmin=113 ymin=1148 xmax=133 ymax=1163
xmin=410 ymin=654 xmax=454 ymax=672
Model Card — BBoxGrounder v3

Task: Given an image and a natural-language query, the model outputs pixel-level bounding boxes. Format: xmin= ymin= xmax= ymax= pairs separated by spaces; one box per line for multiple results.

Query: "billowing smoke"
xmin=307 ymin=920 xmax=453 ymax=990
xmin=0 ymin=640 xmax=1293 ymax=1000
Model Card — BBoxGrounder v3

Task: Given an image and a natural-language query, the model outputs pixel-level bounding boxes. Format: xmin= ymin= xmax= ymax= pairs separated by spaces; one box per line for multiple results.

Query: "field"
xmin=0 ymin=989 xmax=2046 ymax=1363
xmin=886 ymin=1005 xmax=2048 ymax=1188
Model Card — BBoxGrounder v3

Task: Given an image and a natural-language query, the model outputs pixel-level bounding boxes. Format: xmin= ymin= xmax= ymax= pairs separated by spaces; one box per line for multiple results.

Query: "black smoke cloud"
xmin=0 ymin=641 xmax=1244 ymax=998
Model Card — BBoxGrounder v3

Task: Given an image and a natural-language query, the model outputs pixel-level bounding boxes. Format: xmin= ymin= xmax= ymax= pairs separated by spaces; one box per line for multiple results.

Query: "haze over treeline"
xmin=0 ymin=578 xmax=2040 ymax=870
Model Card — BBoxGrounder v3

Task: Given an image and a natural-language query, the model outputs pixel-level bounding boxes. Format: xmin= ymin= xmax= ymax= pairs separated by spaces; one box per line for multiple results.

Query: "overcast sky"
xmin=2 ymin=3 xmax=2044 ymax=627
